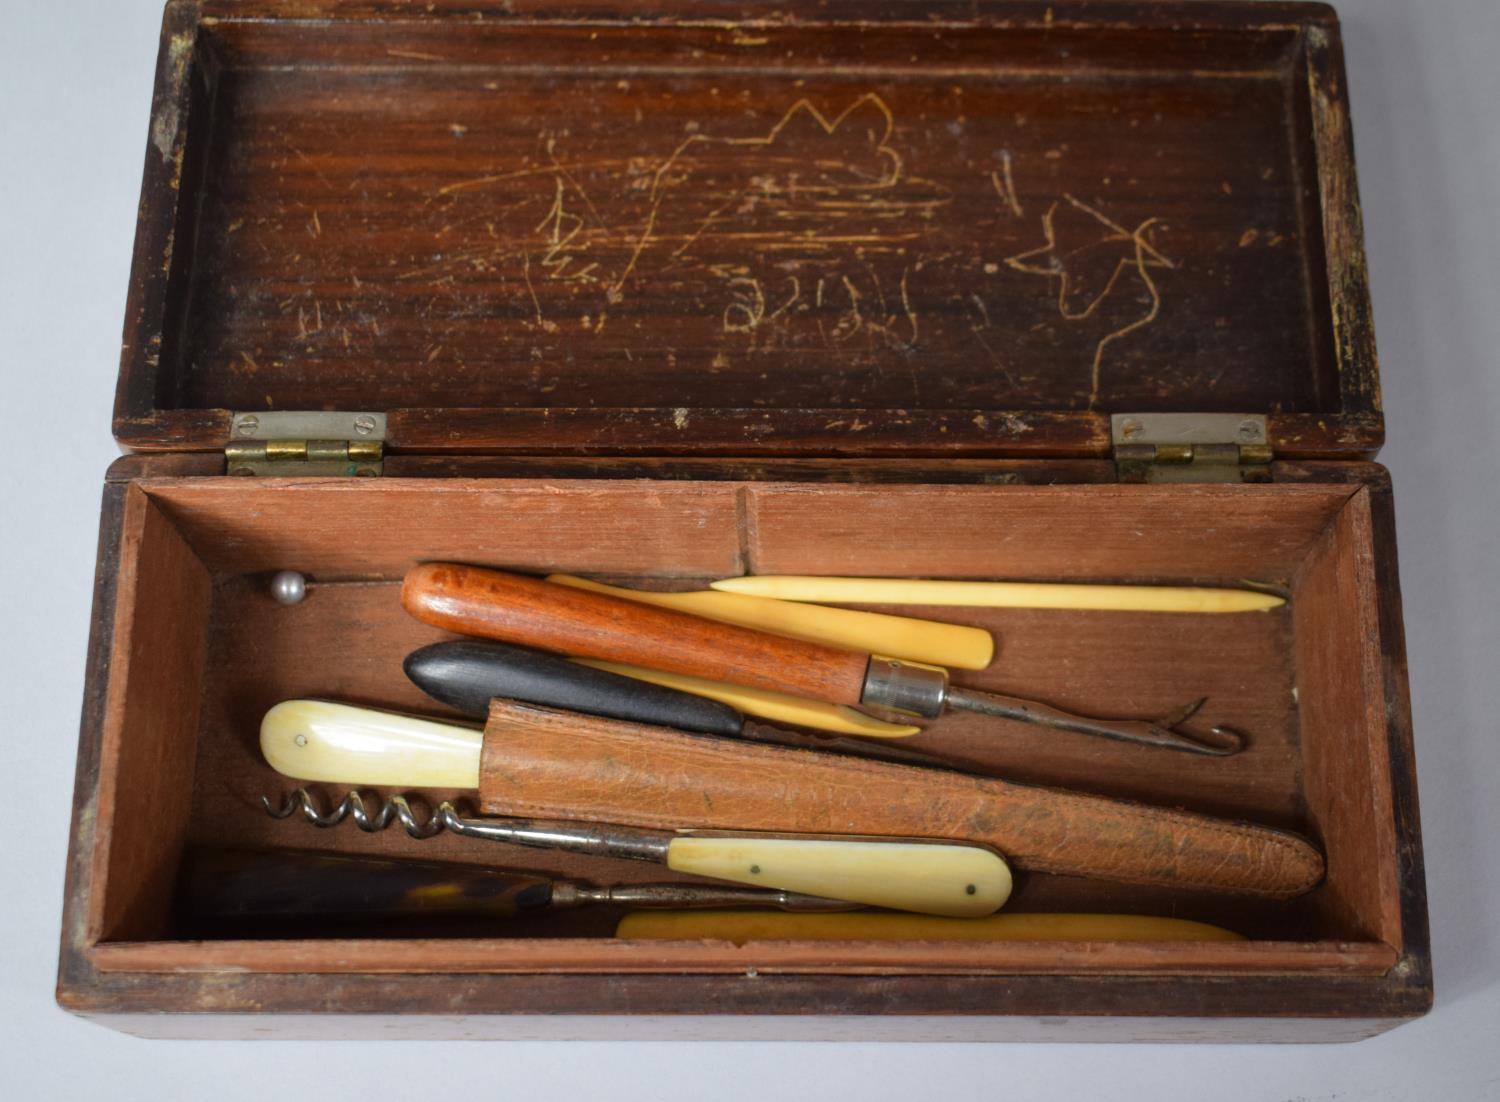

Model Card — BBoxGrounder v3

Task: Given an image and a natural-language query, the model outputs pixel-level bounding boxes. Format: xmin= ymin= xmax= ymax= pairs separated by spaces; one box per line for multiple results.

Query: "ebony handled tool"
xmin=403 ymin=640 xmax=953 ymax=770
xmin=182 ymin=848 xmax=859 ymax=935
xmin=402 ymin=564 xmax=1243 ymax=755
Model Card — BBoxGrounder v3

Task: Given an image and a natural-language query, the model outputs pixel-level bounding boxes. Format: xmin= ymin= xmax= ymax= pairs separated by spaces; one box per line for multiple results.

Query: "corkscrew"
xmin=262 ymin=789 xmax=1013 ymax=917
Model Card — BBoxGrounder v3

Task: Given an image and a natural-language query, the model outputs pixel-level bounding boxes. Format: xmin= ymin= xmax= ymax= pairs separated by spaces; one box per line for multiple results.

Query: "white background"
xmin=2 ymin=0 xmax=1497 ymax=1096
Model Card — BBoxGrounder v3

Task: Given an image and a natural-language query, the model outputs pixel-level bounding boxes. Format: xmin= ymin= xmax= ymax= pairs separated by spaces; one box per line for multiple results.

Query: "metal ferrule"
xmin=550 ymin=883 xmax=860 ymax=912
xmin=440 ymin=808 xmax=673 ymax=863
xmin=859 ymin=656 xmax=949 ymax=718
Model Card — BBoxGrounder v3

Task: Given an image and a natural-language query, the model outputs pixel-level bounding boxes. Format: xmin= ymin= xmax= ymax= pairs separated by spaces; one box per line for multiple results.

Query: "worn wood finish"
xmin=94 ymin=454 xmax=1384 ymax=486
xmin=403 ymin=564 xmax=873 ymax=704
xmin=90 ymin=937 xmax=1395 ymax=978
xmin=143 ymin=477 xmax=749 ymax=578
xmin=1293 ymin=490 xmax=1402 ymax=946
xmin=60 ymin=0 xmax=1430 ymax=1040
xmin=138 ymin=476 xmax=1352 ymax=581
xmin=87 ymin=489 xmax=213 ymax=943
xmin=744 ymin=482 xmax=1354 ymax=582
xmin=115 ymin=0 xmax=1379 ymax=459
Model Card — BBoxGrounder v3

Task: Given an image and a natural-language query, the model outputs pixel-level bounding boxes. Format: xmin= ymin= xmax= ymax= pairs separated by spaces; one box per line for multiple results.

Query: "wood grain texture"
xmin=478 ymin=700 xmax=1325 ymax=899
xmin=1293 ymin=489 xmax=1402 ymax=946
xmin=114 ymin=1 xmax=1380 ymax=460
xmin=743 ymin=481 xmax=1353 ymax=582
xmin=86 ymin=488 xmax=212 ymax=943
xmin=402 ymin=564 xmax=872 ymax=704
xmin=141 ymin=477 xmax=747 ymax=577
xmin=89 ymin=937 xmax=1395 ymax=978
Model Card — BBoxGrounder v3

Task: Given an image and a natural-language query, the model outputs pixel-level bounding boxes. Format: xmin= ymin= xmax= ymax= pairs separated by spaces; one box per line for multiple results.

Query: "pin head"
xmin=270 ymin=570 xmax=307 ymax=605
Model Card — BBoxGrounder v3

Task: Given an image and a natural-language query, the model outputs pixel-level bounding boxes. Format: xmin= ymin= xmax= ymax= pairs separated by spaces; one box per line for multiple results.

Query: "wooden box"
xmin=57 ymin=0 xmax=1431 ymax=1040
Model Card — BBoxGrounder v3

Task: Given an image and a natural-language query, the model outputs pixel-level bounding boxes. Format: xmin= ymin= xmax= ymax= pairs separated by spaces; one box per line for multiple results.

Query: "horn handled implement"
xmin=182 ymin=847 xmax=862 ymax=933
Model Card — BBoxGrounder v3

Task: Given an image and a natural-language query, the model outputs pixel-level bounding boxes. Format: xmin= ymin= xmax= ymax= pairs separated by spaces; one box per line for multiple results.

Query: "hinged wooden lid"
xmin=114 ymin=0 xmax=1381 ymax=461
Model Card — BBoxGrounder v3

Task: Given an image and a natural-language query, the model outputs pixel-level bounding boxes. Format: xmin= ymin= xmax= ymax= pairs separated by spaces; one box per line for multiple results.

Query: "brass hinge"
xmin=225 ymin=411 xmax=385 ymax=477
xmin=1112 ymin=413 xmax=1272 ymax=484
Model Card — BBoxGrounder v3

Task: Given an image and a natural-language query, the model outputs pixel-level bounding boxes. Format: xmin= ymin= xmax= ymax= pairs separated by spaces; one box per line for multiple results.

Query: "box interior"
xmin=83 ymin=475 xmax=1402 ymax=977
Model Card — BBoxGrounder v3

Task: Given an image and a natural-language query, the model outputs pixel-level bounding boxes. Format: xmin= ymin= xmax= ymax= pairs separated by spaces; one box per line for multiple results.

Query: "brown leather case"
xmin=479 ymin=699 xmax=1325 ymax=899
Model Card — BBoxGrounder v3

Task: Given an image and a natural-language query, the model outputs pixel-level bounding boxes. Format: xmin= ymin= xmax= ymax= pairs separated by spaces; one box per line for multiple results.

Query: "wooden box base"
xmin=57 ymin=458 xmax=1430 ymax=1040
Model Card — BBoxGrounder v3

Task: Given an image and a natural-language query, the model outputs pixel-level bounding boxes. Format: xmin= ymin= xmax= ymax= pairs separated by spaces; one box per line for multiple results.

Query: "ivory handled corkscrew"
xmin=259 ymin=703 xmax=1013 ymax=918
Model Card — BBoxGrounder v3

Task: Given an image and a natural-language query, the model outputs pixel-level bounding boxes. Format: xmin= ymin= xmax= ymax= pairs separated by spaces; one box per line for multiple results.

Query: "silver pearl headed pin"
xmin=270 ymin=570 xmax=308 ymax=606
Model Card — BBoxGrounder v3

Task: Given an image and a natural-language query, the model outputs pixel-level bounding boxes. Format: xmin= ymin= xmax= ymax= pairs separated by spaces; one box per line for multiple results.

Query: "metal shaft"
xmin=550 ymin=883 xmax=858 ymax=912
xmin=944 ymin=688 xmax=1240 ymax=756
xmin=861 ymin=657 xmax=1242 ymax=755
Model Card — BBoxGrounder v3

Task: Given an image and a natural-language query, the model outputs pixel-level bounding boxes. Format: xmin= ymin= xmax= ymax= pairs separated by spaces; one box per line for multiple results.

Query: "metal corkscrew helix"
xmin=263 ymin=789 xmax=674 ymax=861
xmin=259 ymin=788 xmax=1017 ymax=917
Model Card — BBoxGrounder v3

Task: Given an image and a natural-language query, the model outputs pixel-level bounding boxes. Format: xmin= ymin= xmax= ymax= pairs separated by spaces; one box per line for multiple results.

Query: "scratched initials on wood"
xmin=416 ymin=92 xmax=1179 ymax=406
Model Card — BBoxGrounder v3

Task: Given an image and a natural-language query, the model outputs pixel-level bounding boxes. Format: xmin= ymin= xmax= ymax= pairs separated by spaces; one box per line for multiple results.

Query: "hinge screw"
xmin=353 ymin=415 xmax=377 ymax=436
xmin=1120 ymin=418 xmax=1143 ymax=440
xmin=1237 ymin=419 xmax=1261 ymax=442
xmin=235 ymin=415 xmax=260 ymax=437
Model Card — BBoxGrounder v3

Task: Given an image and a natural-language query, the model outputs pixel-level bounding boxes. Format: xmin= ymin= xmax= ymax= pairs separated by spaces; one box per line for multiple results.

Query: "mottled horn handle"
xmin=179 ymin=848 xmax=552 ymax=926
xmin=401 ymin=563 xmax=872 ymax=705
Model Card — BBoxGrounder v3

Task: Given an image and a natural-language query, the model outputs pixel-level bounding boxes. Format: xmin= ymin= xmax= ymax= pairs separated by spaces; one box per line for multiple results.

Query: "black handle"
xmin=404 ymin=639 xmax=747 ymax=738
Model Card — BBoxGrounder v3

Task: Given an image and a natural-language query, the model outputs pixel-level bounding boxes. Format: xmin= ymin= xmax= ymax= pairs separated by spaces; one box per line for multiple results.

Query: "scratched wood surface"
xmin=114 ymin=1 xmax=1380 ymax=457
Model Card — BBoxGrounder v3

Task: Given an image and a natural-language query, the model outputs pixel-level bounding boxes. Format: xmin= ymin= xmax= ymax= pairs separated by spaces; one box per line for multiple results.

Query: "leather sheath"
xmin=479 ymin=699 xmax=1325 ymax=899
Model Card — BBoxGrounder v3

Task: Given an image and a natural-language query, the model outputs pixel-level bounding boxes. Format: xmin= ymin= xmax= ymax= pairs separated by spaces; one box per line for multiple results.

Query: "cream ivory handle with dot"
xmin=259 ymin=700 xmax=1012 ymax=916
xmin=260 ymin=699 xmax=483 ymax=788
xmin=665 ymin=835 xmax=1010 ymax=917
